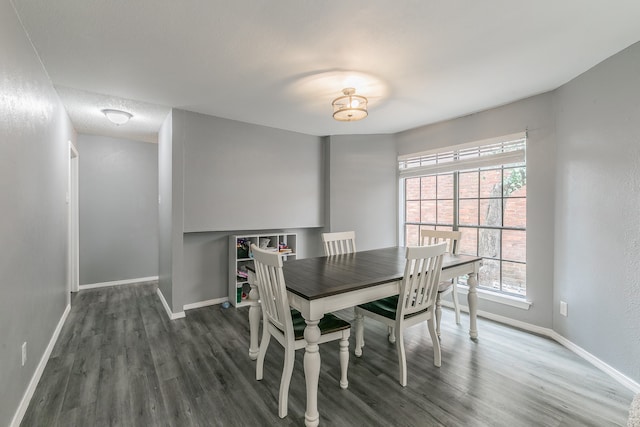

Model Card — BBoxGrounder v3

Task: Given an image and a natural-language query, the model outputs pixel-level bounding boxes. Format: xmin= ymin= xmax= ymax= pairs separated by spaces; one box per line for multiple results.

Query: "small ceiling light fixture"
xmin=101 ymin=108 xmax=133 ymax=126
xmin=332 ymin=87 xmax=368 ymax=121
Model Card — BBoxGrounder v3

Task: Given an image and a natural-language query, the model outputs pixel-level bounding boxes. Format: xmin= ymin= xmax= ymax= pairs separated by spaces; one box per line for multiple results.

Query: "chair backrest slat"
xmin=322 ymin=231 xmax=357 ymax=256
xmin=399 ymin=243 xmax=446 ymax=317
xmin=251 ymin=244 xmax=293 ymax=336
xmin=420 ymin=229 xmax=462 ymax=255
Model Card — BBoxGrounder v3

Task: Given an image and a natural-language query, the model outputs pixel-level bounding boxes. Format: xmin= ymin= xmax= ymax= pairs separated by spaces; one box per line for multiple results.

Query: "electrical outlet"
xmin=560 ymin=301 xmax=568 ymax=317
xmin=21 ymin=342 xmax=27 ymax=366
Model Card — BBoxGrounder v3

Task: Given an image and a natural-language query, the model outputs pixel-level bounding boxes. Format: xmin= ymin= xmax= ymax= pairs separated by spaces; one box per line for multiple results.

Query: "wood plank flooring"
xmin=21 ymin=282 xmax=634 ymax=426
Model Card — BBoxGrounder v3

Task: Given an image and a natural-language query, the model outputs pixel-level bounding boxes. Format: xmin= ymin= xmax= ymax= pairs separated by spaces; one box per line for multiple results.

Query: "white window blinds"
xmin=398 ymin=131 xmax=526 ymax=178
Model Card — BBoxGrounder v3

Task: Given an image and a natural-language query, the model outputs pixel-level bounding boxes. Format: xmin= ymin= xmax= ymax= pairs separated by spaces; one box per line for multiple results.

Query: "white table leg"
xmin=248 ymin=282 xmax=261 ymax=360
xmin=354 ymin=312 xmax=364 ymax=356
xmin=467 ymin=269 xmax=479 ymax=339
xmin=303 ymin=318 xmax=321 ymax=427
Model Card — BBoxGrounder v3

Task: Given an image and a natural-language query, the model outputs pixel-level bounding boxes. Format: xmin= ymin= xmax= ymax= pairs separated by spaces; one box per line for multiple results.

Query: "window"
xmin=400 ymin=133 xmax=527 ymax=297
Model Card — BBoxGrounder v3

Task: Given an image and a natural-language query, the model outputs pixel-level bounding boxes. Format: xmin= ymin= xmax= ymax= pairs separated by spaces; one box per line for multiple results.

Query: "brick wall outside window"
xmin=404 ymin=165 xmax=526 ymax=296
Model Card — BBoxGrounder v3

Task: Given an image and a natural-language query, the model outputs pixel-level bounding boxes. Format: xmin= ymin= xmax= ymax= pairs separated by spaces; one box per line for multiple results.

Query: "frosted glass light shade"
xmin=102 ymin=109 xmax=133 ymax=125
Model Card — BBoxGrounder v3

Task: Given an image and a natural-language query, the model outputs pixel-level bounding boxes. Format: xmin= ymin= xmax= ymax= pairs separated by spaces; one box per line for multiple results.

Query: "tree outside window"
xmin=404 ymin=165 xmax=526 ymax=296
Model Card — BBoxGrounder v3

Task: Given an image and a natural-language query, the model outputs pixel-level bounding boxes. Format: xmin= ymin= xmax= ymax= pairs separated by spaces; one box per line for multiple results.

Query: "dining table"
xmin=246 ymin=246 xmax=482 ymax=427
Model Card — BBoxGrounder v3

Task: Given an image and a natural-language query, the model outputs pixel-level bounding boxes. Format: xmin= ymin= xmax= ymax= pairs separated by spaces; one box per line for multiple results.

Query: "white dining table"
xmin=246 ymin=246 xmax=482 ymax=427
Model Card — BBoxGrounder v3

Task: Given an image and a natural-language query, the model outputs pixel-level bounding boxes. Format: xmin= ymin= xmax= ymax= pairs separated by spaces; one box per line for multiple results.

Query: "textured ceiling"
xmin=54 ymin=87 xmax=170 ymax=143
xmin=11 ymin=1 xmax=640 ymax=142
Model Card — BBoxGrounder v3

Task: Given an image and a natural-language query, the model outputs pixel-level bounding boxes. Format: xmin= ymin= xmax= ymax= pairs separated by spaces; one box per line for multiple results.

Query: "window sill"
xmin=455 ymin=285 xmax=532 ymax=310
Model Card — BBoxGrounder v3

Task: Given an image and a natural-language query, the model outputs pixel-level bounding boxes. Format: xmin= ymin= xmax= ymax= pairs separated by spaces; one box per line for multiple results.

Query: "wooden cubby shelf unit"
xmin=228 ymin=233 xmax=297 ymax=307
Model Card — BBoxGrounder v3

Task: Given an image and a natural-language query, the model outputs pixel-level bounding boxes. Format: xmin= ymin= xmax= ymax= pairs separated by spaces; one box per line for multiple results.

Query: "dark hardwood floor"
xmin=21 ymin=282 xmax=634 ymax=427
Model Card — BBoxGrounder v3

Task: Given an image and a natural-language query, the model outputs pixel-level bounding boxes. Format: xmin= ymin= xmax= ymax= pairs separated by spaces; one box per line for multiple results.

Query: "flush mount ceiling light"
xmin=101 ymin=108 xmax=133 ymax=125
xmin=332 ymin=88 xmax=368 ymax=121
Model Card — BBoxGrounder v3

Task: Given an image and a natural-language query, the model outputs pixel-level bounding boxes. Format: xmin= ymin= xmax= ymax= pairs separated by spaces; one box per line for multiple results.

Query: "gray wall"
xmin=180 ymin=111 xmax=324 ymax=232
xmin=395 ymin=42 xmax=640 ymax=384
xmin=158 ymin=110 xmax=183 ymax=311
xmin=0 ymin=2 xmax=76 ymax=425
xmin=173 ymin=113 xmax=400 ymax=307
xmin=326 ymin=134 xmax=398 ymax=251
xmin=78 ymin=134 xmax=158 ymax=285
xmin=164 ymin=109 xmax=327 ymax=309
xmin=182 ymin=228 xmax=323 ymax=305
xmin=395 ymin=93 xmax=557 ymax=328
xmin=554 ymin=41 xmax=640 ymax=383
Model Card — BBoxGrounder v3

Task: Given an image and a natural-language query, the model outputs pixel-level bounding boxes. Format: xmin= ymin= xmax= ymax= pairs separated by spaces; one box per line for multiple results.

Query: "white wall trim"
xmin=156 ymin=288 xmax=186 ymax=320
xmin=183 ymin=296 xmax=228 ymax=311
xmin=79 ymin=276 xmax=159 ymax=290
xmin=10 ymin=303 xmax=71 ymax=427
xmin=453 ymin=285 xmax=532 ymax=310
xmin=547 ymin=330 xmax=640 ymax=394
xmin=447 ymin=305 xmax=640 ymax=394
xmin=472 ymin=307 xmax=555 ymax=336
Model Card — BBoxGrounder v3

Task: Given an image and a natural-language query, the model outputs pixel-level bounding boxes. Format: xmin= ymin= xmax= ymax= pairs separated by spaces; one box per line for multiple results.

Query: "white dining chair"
xmin=354 ymin=243 xmax=446 ymax=386
xmin=251 ymin=244 xmax=351 ymax=418
xmin=420 ymin=229 xmax=463 ymax=338
xmin=321 ymin=231 xmax=356 ymax=256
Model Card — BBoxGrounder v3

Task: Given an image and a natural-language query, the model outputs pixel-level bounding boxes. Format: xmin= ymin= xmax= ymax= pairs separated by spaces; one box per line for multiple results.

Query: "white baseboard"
xmin=79 ymin=275 xmax=159 ymax=290
xmin=10 ymin=303 xmax=71 ymax=427
xmin=548 ymin=330 xmax=640 ymax=394
xmin=156 ymin=288 xmax=185 ymax=320
xmin=472 ymin=306 xmax=553 ymax=337
xmin=443 ymin=301 xmax=640 ymax=394
xmin=183 ymin=296 xmax=228 ymax=311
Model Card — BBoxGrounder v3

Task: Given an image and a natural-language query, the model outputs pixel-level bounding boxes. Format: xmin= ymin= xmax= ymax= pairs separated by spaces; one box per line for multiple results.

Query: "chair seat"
xmin=438 ymin=280 xmax=453 ymax=292
xmin=354 ymin=244 xmax=446 ymax=387
xmin=253 ymin=243 xmax=351 ymax=418
xmin=291 ymin=309 xmax=350 ymax=340
xmin=357 ymin=296 xmax=428 ymax=320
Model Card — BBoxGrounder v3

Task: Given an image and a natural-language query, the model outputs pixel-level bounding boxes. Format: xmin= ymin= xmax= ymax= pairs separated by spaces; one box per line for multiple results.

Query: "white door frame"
xmin=68 ymin=141 xmax=79 ymax=297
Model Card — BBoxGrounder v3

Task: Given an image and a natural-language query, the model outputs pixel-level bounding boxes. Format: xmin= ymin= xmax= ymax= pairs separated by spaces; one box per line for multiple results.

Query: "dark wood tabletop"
xmin=280 ymin=246 xmax=481 ymax=300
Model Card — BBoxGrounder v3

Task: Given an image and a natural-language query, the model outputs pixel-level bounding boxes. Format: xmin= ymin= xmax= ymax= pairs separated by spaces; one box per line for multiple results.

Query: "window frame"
xmin=399 ymin=133 xmax=527 ymax=299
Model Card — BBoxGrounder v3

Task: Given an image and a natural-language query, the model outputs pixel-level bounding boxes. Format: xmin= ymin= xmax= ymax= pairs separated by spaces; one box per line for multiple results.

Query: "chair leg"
xmin=435 ymin=292 xmax=443 ymax=340
xmin=354 ymin=310 xmax=364 ymax=357
xmin=428 ymin=314 xmax=441 ymax=368
xmin=339 ymin=334 xmax=349 ymax=389
xmin=388 ymin=326 xmax=396 ymax=343
xmin=395 ymin=326 xmax=407 ymax=387
xmin=278 ymin=346 xmax=295 ymax=418
xmin=256 ymin=328 xmax=271 ymax=381
xmin=451 ymin=279 xmax=461 ymax=324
